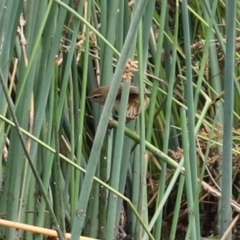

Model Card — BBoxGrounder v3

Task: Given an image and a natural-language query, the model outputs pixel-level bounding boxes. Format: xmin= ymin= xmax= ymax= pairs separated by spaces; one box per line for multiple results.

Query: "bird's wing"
xmin=129 ymin=84 xmax=151 ymax=94
xmin=120 ymin=83 xmax=151 ymax=94
xmin=129 ymin=85 xmax=140 ymax=94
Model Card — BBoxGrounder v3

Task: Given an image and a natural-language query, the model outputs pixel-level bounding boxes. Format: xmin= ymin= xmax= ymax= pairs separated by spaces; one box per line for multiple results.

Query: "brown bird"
xmin=87 ymin=83 xmax=151 ymax=121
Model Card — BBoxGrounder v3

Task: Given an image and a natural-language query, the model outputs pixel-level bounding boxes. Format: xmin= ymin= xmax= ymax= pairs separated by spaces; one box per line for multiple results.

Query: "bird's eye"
xmin=93 ymin=95 xmax=100 ymax=99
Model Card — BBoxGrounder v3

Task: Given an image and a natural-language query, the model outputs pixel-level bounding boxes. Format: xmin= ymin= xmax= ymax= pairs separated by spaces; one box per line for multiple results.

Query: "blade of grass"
xmin=181 ymin=0 xmax=200 ymax=236
xmin=221 ymin=0 xmax=236 ymax=238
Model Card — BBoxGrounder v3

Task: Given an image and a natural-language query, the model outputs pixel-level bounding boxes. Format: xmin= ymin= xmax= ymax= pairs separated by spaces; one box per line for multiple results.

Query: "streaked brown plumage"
xmin=87 ymin=83 xmax=150 ymax=121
